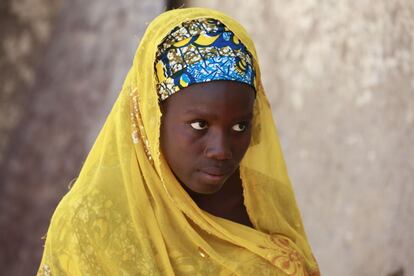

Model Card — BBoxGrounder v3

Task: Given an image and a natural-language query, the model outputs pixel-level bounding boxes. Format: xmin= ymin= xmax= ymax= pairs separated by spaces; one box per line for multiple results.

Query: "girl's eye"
xmin=232 ymin=123 xmax=247 ymax=132
xmin=190 ymin=121 xmax=208 ymax=130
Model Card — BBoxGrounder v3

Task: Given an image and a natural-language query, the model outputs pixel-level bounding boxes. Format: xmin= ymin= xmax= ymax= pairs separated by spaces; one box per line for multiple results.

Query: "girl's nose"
xmin=204 ymin=130 xmax=232 ymax=160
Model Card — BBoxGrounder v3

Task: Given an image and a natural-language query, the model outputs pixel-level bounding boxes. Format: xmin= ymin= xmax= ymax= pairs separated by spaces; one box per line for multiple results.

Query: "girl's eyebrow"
xmin=182 ymin=108 xmax=211 ymax=117
xmin=241 ymin=111 xmax=254 ymax=118
xmin=183 ymin=108 xmax=253 ymax=120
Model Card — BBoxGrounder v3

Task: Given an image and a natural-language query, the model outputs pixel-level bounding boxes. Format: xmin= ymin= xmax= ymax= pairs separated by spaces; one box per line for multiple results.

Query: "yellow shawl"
xmin=38 ymin=8 xmax=320 ymax=276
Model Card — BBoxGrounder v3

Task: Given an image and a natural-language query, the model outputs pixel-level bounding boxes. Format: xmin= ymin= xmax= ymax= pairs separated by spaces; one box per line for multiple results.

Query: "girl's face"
xmin=160 ymin=80 xmax=255 ymax=194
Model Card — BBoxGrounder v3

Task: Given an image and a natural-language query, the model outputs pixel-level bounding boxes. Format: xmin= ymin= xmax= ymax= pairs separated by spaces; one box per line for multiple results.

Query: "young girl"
xmin=38 ymin=8 xmax=319 ymax=275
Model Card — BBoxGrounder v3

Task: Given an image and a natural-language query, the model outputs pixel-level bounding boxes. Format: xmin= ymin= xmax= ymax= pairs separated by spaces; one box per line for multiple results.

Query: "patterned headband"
xmin=155 ymin=18 xmax=256 ymax=101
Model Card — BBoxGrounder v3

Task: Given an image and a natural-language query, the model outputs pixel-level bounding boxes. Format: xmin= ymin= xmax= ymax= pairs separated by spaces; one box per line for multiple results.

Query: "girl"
xmin=38 ymin=8 xmax=320 ymax=275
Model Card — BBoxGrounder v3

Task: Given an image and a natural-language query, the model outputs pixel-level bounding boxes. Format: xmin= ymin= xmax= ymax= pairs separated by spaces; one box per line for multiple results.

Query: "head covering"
xmin=38 ymin=8 xmax=319 ymax=276
xmin=155 ymin=18 xmax=256 ymax=101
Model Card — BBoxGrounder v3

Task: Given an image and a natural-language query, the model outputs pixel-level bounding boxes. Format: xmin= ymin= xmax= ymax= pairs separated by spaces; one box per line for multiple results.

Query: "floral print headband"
xmin=155 ymin=18 xmax=256 ymax=101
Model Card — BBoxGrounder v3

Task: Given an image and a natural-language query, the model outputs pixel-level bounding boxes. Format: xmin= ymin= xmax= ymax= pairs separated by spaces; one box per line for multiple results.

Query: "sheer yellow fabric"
xmin=38 ymin=8 xmax=320 ymax=276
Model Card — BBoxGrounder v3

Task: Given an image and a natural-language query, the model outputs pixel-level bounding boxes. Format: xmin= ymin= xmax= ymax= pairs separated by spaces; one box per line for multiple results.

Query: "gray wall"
xmin=0 ymin=0 xmax=164 ymax=274
xmin=1 ymin=0 xmax=413 ymax=275
xmin=189 ymin=1 xmax=414 ymax=275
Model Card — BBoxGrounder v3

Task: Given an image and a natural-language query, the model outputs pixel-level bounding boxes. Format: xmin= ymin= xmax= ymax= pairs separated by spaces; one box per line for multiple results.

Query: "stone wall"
xmin=1 ymin=1 xmax=413 ymax=275
xmin=0 ymin=0 xmax=164 ymax=274
xmin=0 ymin=0 xmax=61 ymax=165
xmin=188 ymin=1 xmax=414 ymax=275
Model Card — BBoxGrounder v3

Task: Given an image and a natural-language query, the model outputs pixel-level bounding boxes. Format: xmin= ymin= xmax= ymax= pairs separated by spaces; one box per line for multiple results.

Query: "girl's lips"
xmin=198 ymin=170 xmax=229 ymax=183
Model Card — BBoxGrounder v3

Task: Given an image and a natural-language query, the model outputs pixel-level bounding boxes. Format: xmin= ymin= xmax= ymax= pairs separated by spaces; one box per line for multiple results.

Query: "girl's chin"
xmin=186 ymin=181 xmax=226 ymax=195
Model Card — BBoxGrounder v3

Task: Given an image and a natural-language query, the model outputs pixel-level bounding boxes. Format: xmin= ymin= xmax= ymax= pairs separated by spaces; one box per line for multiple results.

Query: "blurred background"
xmin=0 ymin=0 xmax=413 ymax=275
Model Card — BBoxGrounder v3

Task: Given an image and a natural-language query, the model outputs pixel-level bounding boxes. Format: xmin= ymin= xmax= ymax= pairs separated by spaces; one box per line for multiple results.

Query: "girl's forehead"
xmin=162 ymin=81 xmax=255 ymax=117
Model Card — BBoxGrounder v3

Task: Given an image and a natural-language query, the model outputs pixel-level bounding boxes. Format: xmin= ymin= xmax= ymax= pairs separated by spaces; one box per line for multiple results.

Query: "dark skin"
xmin=160 ymin=80 xmax=255 ymax=228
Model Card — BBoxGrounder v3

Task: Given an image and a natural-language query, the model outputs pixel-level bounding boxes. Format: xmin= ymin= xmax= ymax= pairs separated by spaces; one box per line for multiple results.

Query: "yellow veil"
xmin=38 ymin=8 xmax=320 ymax=276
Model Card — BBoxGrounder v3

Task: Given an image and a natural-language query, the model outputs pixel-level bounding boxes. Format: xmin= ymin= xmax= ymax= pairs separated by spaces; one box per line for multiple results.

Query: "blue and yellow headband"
xmin=155 ymin=18 xmax=256 ymax=101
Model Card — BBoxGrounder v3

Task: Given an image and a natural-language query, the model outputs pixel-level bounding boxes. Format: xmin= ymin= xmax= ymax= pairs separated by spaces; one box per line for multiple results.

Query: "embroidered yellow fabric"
xmin=38 ymin=8 xmax=320 ymax=276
